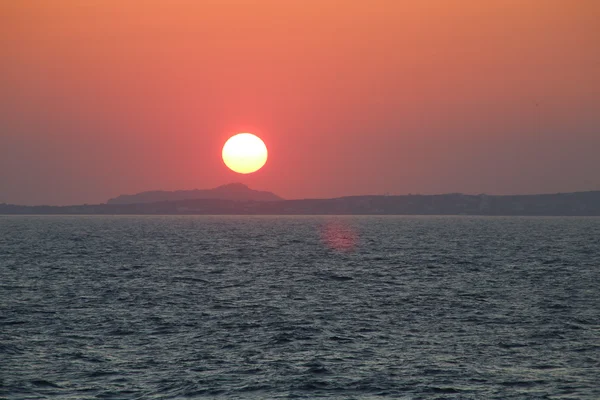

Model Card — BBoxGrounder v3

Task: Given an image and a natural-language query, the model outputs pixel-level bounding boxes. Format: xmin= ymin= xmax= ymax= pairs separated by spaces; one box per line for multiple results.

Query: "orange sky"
xmin=1 ymin=1 xmax=599 ymax=205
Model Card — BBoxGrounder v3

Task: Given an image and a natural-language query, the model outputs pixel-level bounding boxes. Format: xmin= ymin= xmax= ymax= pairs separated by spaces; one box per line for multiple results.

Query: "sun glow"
xmin=222 ymin=133 xmax=268 ymax=174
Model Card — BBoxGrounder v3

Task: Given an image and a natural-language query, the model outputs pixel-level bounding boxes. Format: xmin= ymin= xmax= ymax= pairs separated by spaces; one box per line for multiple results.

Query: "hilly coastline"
xmin=107 ymin=183 xmax=282 ymax=204
xmin=1 ymin=187 xmax=600 ymax=216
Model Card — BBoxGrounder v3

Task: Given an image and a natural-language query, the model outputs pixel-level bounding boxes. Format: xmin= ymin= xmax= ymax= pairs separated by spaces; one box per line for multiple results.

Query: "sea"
xmin=1 ymin=215 xmax=599 ymax=399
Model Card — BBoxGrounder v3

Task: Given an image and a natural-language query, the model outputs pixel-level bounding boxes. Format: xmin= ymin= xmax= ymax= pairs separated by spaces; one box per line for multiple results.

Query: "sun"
xmin=222 ymin=133 xmax=268 ymax=174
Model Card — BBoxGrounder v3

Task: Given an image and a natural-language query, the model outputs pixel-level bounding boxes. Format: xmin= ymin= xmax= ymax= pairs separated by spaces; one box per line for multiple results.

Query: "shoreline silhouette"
xmin=2 ymin=185 xmax=599 ymax=216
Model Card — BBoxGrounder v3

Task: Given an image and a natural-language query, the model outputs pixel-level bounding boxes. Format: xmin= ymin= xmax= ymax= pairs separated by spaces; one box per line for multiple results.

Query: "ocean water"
xmin=1 ymin=215 xmax=599 ymax=399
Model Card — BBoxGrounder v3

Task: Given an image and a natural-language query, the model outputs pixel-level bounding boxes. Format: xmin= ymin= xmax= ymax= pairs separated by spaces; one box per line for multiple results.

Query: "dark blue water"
xmin=1 ymin=216 xmax=599 ymax=399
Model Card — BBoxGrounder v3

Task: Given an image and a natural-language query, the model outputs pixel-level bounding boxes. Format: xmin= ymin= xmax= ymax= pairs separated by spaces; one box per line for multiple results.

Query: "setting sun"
xmin=222 ymin=133 xmax=268 ymax=174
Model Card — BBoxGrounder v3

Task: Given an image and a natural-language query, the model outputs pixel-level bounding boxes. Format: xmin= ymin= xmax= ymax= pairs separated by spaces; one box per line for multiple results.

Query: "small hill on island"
xmin=107 ymin=183 xmax=283 ymax=204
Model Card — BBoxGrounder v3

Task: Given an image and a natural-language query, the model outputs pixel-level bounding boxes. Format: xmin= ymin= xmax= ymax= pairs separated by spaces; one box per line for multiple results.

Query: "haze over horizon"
xmin=1 ymin=1 xmax=599 ymax=206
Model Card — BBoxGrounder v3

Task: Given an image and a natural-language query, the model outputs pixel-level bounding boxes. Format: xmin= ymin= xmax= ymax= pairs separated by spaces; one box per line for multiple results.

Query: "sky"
xmin=1 ymin=1 xmax=599 ymax=205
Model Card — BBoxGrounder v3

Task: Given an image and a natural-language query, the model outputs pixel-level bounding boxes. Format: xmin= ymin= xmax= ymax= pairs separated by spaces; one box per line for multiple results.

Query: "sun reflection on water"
xmin=320 ymin=220 xmax=358 ymax=252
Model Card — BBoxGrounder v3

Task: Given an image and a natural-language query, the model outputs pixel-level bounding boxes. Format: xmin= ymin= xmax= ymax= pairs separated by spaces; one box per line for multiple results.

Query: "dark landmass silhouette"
xmin=107 ymin=183 xmax=282 ymax=204
xmin=2 ymin=189 xmax=600 ymax=216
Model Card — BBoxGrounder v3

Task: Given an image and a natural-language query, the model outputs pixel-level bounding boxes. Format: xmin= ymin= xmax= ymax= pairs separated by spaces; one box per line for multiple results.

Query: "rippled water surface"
xmin=1 ymin=216 xmax=599 ymax=399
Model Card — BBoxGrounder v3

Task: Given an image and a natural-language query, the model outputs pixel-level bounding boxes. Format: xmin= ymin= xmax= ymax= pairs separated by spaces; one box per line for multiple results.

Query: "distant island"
xmin=1 ymin=184 xmax=599 ymax=216
xmin=107 ymin=183 xmax=283 ymax=204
